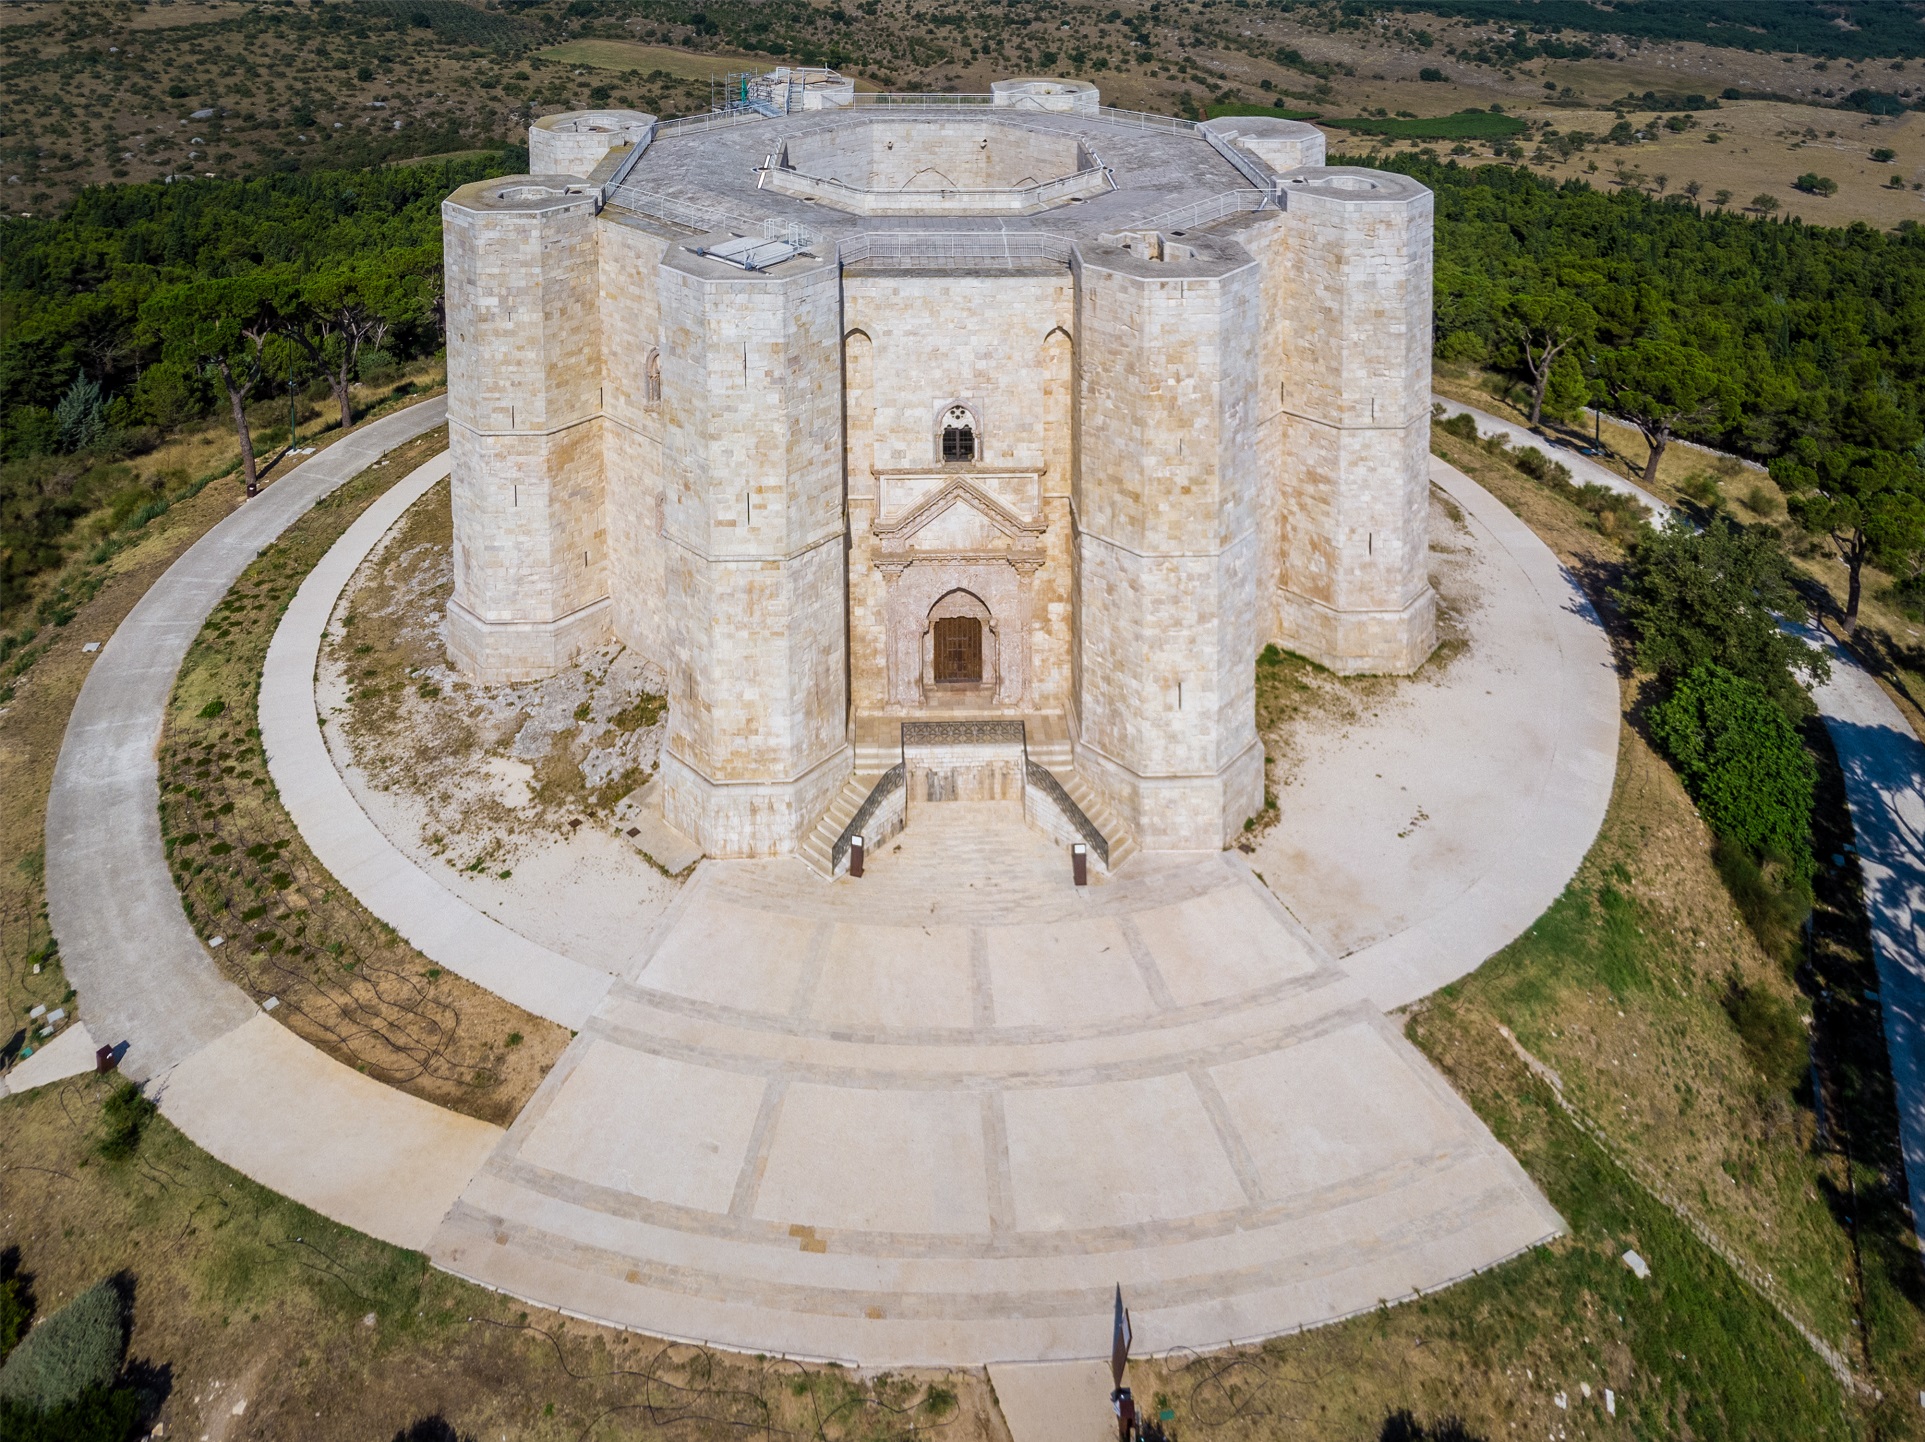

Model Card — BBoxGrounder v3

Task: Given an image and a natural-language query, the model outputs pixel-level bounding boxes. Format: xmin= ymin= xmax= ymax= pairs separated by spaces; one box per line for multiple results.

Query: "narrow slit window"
xmin=644 ymin=351 xmax=662 ymax=405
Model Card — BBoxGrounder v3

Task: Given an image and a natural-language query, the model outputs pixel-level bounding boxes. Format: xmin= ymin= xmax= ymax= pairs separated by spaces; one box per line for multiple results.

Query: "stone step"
xmin=799 ymin=772 xmax=883 ymax=880
xmin=1039 ymin=764 xmax=1137 ymax=872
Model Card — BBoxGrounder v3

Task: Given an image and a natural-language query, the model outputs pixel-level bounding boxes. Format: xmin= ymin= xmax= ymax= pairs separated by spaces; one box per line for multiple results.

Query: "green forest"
xmin=0 ymin=150 xmax=519 ymax=612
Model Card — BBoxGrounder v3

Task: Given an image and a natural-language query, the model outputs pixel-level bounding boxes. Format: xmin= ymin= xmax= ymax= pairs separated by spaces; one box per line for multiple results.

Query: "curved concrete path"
xmin=43 ymin=398 xmax=503 ymax=1251
xmin=1802 ymin=626 xmax=1925 ymax=1257
xmin=1431 ymin=394 xmax=1666 ymax=520
xmin=259 ymin=451 xmax=613 ymax=1029
xmin=1272 ymin=457 xmax=1623 ymax=1010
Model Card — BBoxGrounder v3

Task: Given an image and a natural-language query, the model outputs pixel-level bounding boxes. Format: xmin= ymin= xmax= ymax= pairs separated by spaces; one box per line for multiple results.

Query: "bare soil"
xmin=323 ymin=480 xmax=668 ymax=876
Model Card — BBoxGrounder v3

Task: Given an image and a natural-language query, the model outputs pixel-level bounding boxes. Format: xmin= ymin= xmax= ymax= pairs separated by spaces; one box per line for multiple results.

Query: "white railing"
xmin=836 ymin=230 xmax=1075 ymax=269
xmin=1099 ymin=188 xmax=1271 ymax=241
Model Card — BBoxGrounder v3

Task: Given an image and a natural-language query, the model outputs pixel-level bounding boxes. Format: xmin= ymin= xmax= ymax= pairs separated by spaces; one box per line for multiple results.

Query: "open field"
xmin=6 ymin=0 xmax=1925 ymax=225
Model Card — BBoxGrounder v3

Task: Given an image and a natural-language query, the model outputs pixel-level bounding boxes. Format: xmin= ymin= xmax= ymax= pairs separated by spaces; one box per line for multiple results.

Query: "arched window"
xmin=644 ymin=350 xmax=662 ymax=406
xmin=941 ymin=405 xmax=976 ymax=463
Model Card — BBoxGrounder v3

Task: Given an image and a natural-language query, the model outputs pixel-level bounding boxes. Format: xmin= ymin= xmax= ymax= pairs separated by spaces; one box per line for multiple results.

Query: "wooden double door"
xmin=932 ymin=616 xmax=984 ymax=684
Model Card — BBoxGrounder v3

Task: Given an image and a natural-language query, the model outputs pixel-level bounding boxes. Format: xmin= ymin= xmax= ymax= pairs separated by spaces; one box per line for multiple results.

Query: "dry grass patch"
xmin=159 ymin=428 xmax=568 ymax=1125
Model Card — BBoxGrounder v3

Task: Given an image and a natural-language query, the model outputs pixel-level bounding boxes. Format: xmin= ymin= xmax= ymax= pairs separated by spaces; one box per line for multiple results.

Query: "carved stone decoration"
xmin=872 ymin=472 xmax=1045 ymax=708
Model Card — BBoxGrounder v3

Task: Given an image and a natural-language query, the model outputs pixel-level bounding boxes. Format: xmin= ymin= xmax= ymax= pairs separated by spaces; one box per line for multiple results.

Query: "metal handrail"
xmin=836 ymin=230 xmax=1075 ymax=269
xmin=1099 ymin=187 xmax=1271 ymax=240
xmin=1024 ymin=758 xmax=1110 ymax=867
xmin=832 ymin=763 xmax=904 ymax=874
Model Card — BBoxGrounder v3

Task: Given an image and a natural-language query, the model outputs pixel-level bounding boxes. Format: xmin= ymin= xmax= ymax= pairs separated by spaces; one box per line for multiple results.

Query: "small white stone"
xmin=28 ymin=1004 xmax=45 ymax=1019
xmin=1622 ymin=1249 xmax=1650 ymax=1280
xmin=1606 ymin=1390 xmax=1615 ymax=1416
xmin=1554 ymin=1392 xmax=1567 ymax=1410
xmin=262 ymin=996 xmax=279 ymax=1012
xmin=209 ymin=936 xmax=225 ymax=948
xmin=46 ymin=1008 xmax=64 ymax=1024
xmin=82 ymin=641 xmax=100 ymax=653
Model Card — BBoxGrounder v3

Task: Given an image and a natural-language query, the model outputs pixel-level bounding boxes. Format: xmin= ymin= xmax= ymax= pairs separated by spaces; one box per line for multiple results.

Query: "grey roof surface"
xmin=614 ymin=107 xmax=1253 ymax=244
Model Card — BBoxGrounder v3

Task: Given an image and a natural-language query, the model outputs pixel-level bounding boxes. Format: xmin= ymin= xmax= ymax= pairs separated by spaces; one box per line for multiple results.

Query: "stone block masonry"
xmin=441 ymin=86 xmax=1436 ymax=857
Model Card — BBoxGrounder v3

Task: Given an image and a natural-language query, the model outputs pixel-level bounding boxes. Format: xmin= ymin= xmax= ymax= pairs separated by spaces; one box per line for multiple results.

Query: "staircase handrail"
xmin=832 ymin=763 xmax=905 ymax=875
xmin=1025 ymin=758 xmax=1110 ymax=867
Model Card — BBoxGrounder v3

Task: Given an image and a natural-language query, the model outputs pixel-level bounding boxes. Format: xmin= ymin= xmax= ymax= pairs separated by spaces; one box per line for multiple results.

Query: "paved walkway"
xmin=1802 ymin=626 xmax=1925 ymax=1256
xmin=430 ymin=802 xmax=1565 ymax=1366
xmin=1262 ymin=457 xmax=1622 ymax=1010
xmin=44 ymin=415 xmax=1620 ymax=1363
xmin=1430 ymin=394 xmax=1666 ymax=520
xmin=42 ymin=398 xmax=503 ymax=1251
xmin=259 ymin=451 xmax=613 ymax=1029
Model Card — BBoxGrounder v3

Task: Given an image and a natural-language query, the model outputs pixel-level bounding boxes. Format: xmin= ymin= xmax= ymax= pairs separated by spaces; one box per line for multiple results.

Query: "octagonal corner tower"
xmin=441 ymin=80 xmax=1436 ymax=860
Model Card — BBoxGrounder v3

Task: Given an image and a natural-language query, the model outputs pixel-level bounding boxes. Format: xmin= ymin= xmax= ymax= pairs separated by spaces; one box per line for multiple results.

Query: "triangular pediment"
xmin=874 ymin=477 xmax=1045 ymax=551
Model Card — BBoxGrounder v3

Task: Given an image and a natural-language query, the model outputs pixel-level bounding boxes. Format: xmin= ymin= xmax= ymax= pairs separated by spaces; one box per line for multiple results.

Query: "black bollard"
xmin=850 ymin=834 xmax=864 ymax=878
xmin=1072 ymin=842 xmax=1088 ymax=887
xmin=95 ymin=1045 xmax=116 ymax=1074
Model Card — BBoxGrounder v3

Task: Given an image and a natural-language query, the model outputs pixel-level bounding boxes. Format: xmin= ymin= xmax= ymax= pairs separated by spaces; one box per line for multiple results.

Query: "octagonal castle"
xmin=441 ymin=77 xmax=1435 ymax=863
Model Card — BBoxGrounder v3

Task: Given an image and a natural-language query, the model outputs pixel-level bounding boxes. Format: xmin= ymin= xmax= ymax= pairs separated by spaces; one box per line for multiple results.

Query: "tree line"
xmin=1399 ymin=153 xmax=1925 ymax=635
xmin=0 ymin=152 xmax=517 ymax=612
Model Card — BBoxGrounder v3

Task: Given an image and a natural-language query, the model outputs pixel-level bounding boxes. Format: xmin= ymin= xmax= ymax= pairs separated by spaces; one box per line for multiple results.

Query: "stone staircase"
xmin=798 ymin=768 xmax=887 ymax=879
xmin=1036 ymin=759 xmax=1138 ymax=872
xmin=798 ymin=725 xmax=1137 ymax=879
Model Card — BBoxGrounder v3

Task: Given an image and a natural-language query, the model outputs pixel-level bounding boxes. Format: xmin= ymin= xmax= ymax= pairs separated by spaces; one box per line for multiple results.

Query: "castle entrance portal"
xmin=932 ymin=617 xmax=983 ymax=683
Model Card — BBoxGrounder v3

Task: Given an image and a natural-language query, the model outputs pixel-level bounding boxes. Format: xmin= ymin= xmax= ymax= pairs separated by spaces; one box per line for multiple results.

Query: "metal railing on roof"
xmin=1099 ymin=188 xmax=1273 ymax=241
xmin=605 ymin=181 xmax=820 ymax=250
xmin=835 ymin=230 xmax=1075 ymax=270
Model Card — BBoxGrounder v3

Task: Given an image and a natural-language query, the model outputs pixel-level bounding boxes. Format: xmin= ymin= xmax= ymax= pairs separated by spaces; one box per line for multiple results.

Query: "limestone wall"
xmin=529 ymin=110 xmax=654 ymax=179
xmin=1072 ymin=251 xmax=1266 ymax=850
xmin=1262 ymin=168 xmax=1437 ymax=675
xmin=442 ymin=178 xmax=610 ymax=682
xmin=842 ymin=271 xmax=1075 ymax=723
xmin=656 ymin=249 xmax=849 ymax=856
xmin=599 ymin=214 xmax=673 ymax=671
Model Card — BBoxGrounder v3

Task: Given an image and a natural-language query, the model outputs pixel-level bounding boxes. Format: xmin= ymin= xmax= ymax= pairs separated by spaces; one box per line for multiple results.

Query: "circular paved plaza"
xmin=46 ymin=405 xmax=1617 ymax=1366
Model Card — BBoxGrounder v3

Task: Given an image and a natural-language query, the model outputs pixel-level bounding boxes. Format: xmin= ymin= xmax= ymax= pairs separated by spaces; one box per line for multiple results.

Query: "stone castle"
xmin=440 ymin=75 xmax=1434 ymax=867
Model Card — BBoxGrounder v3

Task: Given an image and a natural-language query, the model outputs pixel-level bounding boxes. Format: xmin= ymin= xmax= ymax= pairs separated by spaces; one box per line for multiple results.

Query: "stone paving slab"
xmin=0 ymin=1023 xmax=100 ymax=1097
xmin=258 ymin=450 xmax=614 ymax=1029
xmin=429 ymin=805 xmax=1565 ymax=1365
xmin=159 ymin=1013 xmax=500 ymax=1250
xmin=987 ymin=1360 xmax=1115 ymax=1442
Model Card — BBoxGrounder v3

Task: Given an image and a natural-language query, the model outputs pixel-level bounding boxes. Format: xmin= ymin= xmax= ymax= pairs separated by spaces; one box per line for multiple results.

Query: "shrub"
xmin=1513 ymin=445 xmax=1572 ymax=485
xmin=1436 ymin=410 xmax=1479 ymax=442
xmin=1793 ymin=173 xmax=1839 ymax=196
xmin=1649 ymin=663 xmax=1817 ymax=880
xmin=0 ymin=1271 xmax=29 ymax=1363
xmin=1418 ymin=67 xmax=1446 ymax=82
xmin=95 ymin=1082 xmax=156 ymax=1163
xmin=0 ymin=1281 xmax=123 ymax=1413
xmin=0 ymin=1384 xmax=141 ymax=1442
